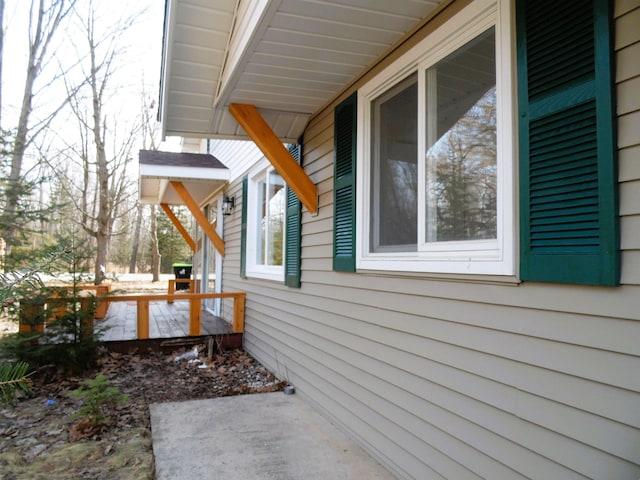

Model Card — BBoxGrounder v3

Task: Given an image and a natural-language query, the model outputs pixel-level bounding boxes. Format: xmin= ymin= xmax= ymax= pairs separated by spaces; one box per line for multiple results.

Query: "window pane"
xmin=266 ymin=170 xmax=285 ymax=266
xmin=371 ymin=74 xmax=418 ymax=252
xmin=425 ymin=28 xmax=496 ymax=242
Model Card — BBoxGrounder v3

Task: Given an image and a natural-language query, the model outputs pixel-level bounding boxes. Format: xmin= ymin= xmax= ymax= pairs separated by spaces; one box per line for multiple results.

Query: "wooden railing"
xmin=48 ymin=284 xmax=112 ymax=319
xmin=18 ymin=289 xmax=246 ymax=341
xmin=106 ymin=292 xmax=246 ymax=339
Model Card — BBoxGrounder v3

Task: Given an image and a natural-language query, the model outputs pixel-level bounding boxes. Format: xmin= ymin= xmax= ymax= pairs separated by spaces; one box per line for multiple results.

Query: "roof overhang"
xmin=159 ymin=0 xmax=444 ymax=142
xmin=139 ymin=150 xmax=230 ymax=206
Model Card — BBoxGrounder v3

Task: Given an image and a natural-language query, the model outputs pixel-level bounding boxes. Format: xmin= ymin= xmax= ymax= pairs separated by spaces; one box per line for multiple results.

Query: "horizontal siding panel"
xmin=243 ymin=285 xmax=640 ymax=429
xmin=616 ymin=41 xmax=640 ymax=82
xmin=618 ymin=110 xmax=640 ymax=149
xmin=244 ymin=322 xmax=450 ymax=479
xmin=619 ymin=145 xmax=640 ymax=181
xmin=301 ymin=271 xmax=640 ymax=353
xmin=246 ymin=311 xmax=548 ymax=479
xmin=615 ymin=6 xmax=640 ymax=49
xmin=621 ymin=216 xmax=640 ymax=249
xmin=620 ymin=180 xmax=640 ymax=215
xmin=615 ymin=0 xmax=640 ymax=16
xmin=304 ymin=268 xmax=640 ymax=320
xmin=617 ymin=76 xmax=640 ymax=115
xmin=620 ymin=251 xmax=640 ymax=284
xmin=245 ymin=298 xmax=639 ymax=478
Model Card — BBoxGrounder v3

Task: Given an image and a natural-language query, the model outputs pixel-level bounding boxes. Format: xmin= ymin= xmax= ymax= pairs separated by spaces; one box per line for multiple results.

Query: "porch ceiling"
xmin=139 ymin=150 xmax=229 ymax=206
xmin=160 ymin=0 xmax=444 ymax=143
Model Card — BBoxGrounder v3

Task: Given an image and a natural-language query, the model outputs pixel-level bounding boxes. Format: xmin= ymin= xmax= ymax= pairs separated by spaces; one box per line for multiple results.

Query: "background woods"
xmin=0 ymin=0 xmax=188 ymax=278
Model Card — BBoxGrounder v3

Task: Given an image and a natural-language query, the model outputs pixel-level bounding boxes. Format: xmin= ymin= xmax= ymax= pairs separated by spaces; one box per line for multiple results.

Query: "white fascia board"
xmin=215 ymin=0 xmax=279 ymax=108
xmin=159 ymin=0 xmax=178 ymax=140
xmin=140 ymin=164 xmax=231 ymax=181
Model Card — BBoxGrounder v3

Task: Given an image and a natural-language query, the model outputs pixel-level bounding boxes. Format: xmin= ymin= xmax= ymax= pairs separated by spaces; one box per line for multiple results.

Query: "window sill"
xmin=354 ymin=268 xmax=521 ymax=287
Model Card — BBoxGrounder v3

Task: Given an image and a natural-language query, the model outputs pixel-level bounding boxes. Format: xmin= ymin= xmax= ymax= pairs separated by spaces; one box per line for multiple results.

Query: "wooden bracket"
xmin=229 ymin=103 xmax=318 ymax=214
xmin=160 ymin=203 xmax=196 ymax=253
xmin=170 ymin=181 xmax=225 ymax=256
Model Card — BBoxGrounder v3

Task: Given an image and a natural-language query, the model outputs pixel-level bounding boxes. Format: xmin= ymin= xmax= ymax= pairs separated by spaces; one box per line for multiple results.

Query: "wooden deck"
xmin=98 ymin=299 xmax=232 ymax=341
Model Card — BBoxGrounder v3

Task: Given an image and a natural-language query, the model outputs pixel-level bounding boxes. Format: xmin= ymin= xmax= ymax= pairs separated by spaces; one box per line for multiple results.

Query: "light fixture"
xmin=221 ymin=195 xmax=235 ymax=216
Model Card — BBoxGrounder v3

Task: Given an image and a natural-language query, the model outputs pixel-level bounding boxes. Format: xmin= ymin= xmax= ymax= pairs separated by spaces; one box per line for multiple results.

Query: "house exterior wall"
xmin=220 ymin=1 xmax=640 ymax=478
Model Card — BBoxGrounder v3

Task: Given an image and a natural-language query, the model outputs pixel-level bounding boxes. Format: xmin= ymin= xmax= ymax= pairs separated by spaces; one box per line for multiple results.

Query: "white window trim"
xmin=246 ymin=159 xmax=285 ymax=281
xmin=356 ymin=0 xmax=516 ymax=276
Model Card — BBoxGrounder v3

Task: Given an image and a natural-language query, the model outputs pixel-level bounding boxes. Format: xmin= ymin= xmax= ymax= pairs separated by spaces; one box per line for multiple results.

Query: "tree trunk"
xmin=3 ymin=0 xmax=72 ymax=253
xmin=0 ymin=0 xmax=4 ymax=132
xmin=129 ymin=203 xmax=143 ymax=273
xmin=150 ymin=204 xmax=160 ymax=282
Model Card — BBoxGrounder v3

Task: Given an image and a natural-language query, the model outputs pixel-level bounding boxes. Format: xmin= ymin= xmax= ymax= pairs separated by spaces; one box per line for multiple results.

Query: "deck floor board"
xmin=99 ymin=300 xmax=231 ymax=341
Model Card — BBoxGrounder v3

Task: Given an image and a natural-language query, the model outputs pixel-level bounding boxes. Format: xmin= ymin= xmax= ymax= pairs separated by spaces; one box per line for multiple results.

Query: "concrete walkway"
xmin=150 ymin=392 xmax=396 ymax=479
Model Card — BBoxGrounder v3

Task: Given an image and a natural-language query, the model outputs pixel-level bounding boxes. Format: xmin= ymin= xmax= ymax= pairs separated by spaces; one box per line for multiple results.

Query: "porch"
xmin=99 ymin=298 xmax=232 ymax=341
xmin=16 ymin=277 xmax=245 ymax=349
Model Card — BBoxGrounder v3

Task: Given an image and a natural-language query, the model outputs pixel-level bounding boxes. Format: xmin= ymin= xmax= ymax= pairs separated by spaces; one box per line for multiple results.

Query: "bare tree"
xmin=3 ymin=0 xmax=78 ymax=254
xmin=149 ymin=204 xmax=160 ymax=282
xmin=133 ymin=84 xmax=161 ymax=280
xmin=128 ymin=203 xmax=143 ymax=273
xmin=53 ymin=1 xmax=144 ymax=284
xmin=0 ymin=0 xmax=5 ymax=131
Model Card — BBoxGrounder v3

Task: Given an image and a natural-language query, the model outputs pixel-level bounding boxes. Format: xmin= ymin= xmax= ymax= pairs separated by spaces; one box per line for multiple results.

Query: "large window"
xmin=358 ymin=0 xmax=515 ymax=275
xmin=246 ymin=161 xmax=286 ymax=280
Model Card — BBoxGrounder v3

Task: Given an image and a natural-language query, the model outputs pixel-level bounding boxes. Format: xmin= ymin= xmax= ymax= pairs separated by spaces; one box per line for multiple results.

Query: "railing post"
xmin=19 ymin=299 xmax=45 ymax=335
xmin=94 ymin=284 xmax=111 ymax=319
xmin=233 ymin=293 xmax=245 ymax=333
xmin=47 ymin=288 xmax=67 ymax=324
xmin=167 ymin=279 xmax=175 ymax=303
xmin=137 ymin=299 xmax=150 ymax=339
xmin=189 ymin=297 xmax=201 ymax=336
xmin=78 ymin=295 xmax=94 ymax=341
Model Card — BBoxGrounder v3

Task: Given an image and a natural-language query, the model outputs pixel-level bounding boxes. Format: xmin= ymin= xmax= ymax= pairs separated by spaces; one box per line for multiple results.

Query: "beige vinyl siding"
xmin=226 ymin=1 xmax=640 ymax=479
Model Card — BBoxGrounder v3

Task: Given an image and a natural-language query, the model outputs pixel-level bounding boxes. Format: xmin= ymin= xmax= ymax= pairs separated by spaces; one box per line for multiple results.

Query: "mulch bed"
xmin=0 ymin=346 xmax=285 ymax=479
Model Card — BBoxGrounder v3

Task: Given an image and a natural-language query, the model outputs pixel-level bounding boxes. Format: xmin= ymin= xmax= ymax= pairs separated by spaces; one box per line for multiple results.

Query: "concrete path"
xmin=150 ymin=392 xmax=396 ymax=479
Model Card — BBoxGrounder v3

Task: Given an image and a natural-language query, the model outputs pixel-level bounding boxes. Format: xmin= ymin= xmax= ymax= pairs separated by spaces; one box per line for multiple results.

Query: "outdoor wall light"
xmin=222 ymin=196 xmax=235 ymax=216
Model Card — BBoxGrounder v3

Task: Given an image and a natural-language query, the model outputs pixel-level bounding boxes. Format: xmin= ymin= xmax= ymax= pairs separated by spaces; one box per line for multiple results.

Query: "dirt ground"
xmin=0 ymin=277 xmax=284 ymax=480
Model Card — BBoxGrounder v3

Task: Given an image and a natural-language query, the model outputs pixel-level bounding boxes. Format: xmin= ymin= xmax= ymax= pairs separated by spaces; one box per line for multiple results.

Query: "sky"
xmin=1 ymin=0 xmax=176 ymax=150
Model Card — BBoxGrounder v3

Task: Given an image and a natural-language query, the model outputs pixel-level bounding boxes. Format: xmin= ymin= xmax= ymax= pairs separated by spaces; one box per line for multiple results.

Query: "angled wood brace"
xmin=160 ymin=203 xmax=197 ymax=253
xmin=170 ymin=181 xmax=225 ymax=256
xmin=229 ymin=103 xmax=318 ymax=214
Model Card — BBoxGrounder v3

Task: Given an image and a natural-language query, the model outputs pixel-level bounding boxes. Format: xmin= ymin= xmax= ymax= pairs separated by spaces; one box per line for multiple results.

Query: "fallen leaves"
xmin=0 ymin=347 xmax=285 ymax=479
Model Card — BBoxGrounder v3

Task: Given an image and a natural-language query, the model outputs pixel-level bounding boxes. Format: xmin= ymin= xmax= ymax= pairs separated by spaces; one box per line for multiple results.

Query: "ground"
xmin=0 ymin=276 xmax=285 ymax=480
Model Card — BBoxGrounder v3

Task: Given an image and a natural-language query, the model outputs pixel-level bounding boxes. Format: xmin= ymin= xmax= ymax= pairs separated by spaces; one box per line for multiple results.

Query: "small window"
xmin=358 ymin=0 xmax=515 ymax=275
xmin=246 ymin=162 xmax=286 ymax=280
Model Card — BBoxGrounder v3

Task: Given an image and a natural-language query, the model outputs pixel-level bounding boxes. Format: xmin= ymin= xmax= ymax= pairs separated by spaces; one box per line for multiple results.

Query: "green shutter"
xmin=333 ymin=92 xmax=357 ymax=272
xmin=240 ymin=176 xmax=248 ymax=280
xmin=517 ymin=0 xmax=618 ymax=285
xmin=285 ymin=142 xmax=302 ymax=288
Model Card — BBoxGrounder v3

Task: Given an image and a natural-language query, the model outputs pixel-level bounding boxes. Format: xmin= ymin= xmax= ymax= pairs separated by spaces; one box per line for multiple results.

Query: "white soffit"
xmin=139 ymin=150 xmax=230 ymax=206
xmin=161 ymin=0 xmax=443 ymax=142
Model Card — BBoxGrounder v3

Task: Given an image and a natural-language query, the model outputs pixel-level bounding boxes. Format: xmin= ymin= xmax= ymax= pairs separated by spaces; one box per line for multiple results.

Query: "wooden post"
xmin=47 ymin=288 xmax=67 ymax=324
xmin=78 ymin=295 xmax=94 ymax=341
xmin=190 ymin=298 xmax=201 ymax=336
xmin=137 ymin=299 xmax=150 ymax=339
xmin=94 ymin=284 xmax=111 ymax=319
xmin=167 ymin=279 xmax=175 ymax=303
xmin=233 ymin=293 xmax=245 ymax=333
xmin=19 ymin=299 xmax=45 ymax=335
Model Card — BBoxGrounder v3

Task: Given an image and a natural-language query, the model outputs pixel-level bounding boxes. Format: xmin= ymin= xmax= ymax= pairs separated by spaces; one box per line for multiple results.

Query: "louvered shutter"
xmin=285 ymin=142 xmax=302 ymax=287
xmin=240 ymin=176 xmax=248 ymax=280
xmin=333 ymin=92 xmax=357 ymax=272
xmin=517 ymin=0 xmax=618 ymax=285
